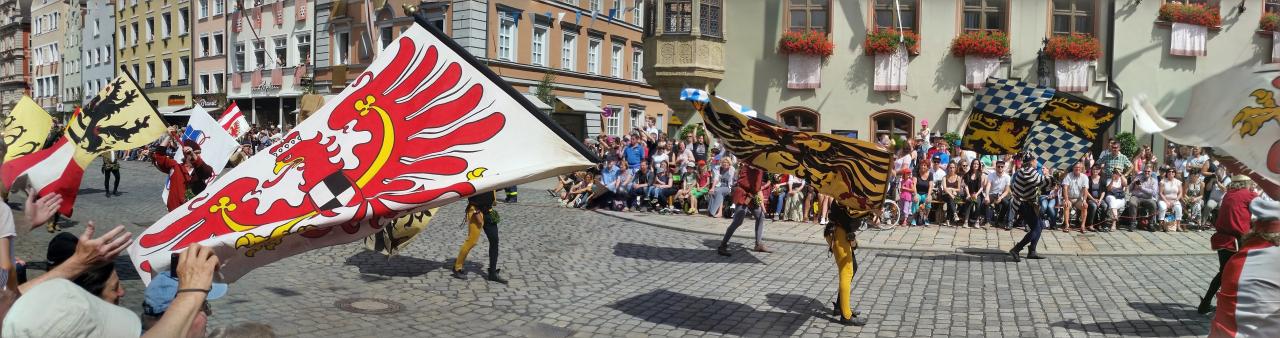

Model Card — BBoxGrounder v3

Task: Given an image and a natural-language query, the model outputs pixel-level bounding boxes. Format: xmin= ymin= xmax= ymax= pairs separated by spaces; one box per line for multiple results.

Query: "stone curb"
xmin=591 ymin=209 xmax=1217 ymax=257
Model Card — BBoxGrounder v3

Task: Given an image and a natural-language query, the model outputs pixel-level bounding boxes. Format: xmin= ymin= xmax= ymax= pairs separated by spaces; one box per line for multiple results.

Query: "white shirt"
xmin=988 ymin=172 xmax=1012 ymax=196
xmin=1062 ymin=173 xmax=1089 ymax=199
xmin=0 ymin=204 xmax=14 ymax=290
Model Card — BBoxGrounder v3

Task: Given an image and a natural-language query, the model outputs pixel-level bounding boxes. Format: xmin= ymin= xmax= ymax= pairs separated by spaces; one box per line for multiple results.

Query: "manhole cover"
xmin=334 ymin=297 xmax=404 ymax=315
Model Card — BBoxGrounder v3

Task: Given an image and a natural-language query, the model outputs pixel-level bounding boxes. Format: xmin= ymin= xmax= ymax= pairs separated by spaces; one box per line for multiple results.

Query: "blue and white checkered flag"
xmin=1023 ymin=122 xmax=1091 ymax=170
xmin=973 ymin=79 xmax=1055 ymax=120
xmin=680 ymin=88 xmax=710 ymax=103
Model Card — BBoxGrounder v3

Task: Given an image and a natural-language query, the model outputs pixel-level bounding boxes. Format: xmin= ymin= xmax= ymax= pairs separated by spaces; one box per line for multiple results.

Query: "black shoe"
xmin=837 ymin=316 xmax=869 ymax=326
xmin=451 ymin=269 xmax=466 ymax=280
xmin=105 ymin=192 xmax=112 ymax=197
xmin=1026 ymin=253 xmax=1046 ymax=260
xmin=1008 ymin=248 xmax=1021 ymax=262
xmin=486 ymin=269 xmax=508 ymax=284
xmin=717 ymin=244 xmax=731 ymax=256
xmin=1198 ymin=303 xmax=1215 ymax=315
xmin=832 ymin=302 xmax=862 ymax=317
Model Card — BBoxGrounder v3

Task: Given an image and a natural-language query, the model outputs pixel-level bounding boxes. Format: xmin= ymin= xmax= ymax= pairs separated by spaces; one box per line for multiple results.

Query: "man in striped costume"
xmin=1210 ymin=198 xmax=1280 ymax=337
xmin=1008 ymin=153 xmax=1052 ymax=262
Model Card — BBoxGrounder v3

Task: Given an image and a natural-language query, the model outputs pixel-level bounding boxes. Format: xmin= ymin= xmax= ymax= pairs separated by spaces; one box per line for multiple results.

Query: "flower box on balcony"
xmin=780 ymin=30 xmax=833 ymax=89
xmin=950 ymin=31 xmax=1009 ymax=89
xmin=1158 ymin=3 xmax=1218 ymax=56
xmin=1046 ymin=34 xmax=1100 ymax=92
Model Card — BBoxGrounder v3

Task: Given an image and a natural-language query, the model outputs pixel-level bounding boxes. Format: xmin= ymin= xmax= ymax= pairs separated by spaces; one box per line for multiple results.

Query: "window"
xmin=179 ymin=9 xmax=189 ymax=35
xmin=146 ymin=61 xmax=155 ymax=84
xmin=663 ymin=0 xmax=692 ymax=33
xmin=561 ymin=32 xmax=577 ymax=71
xmin=213 ymin=33 xmax=224 ymax=55
xmin=630 ymin=109 xmax=643 ymax=132
xmin=131 ymin=22 xmax=138 ymax=44
xmin=162 ymin=59 xmax=171 ymax=83
xmin=873 ymin=0 xmax=916 ymax=32
xmin=214 ymin=0 xmax=224 ymax=15
xmin=1268 ymin=0 xmax=1280 ymax=13
xmin=1052 ymin=0 xmax=1094 ymax=35
xmin=531 ymin=25 xmax=547 ymax=66
xmin=118 ymin=26 xmax=126 ymax=47
xmin=199 ymin=0 xmax=208 ymax=18
xmin=132 ymin=64 xmax=140 ymax=82
xmin=871 ymin=111 xmax=913 ymax=142
xmin=632 ymin=47 xmax=642 ymax=80
xmin=779 ymin=108 xmax=819 ymax=132
xmin=497 ymin=13 xmax=516 ymax=61
xmin=334 ymin=31 xmax=351 ymax=65
xmin=93 ymin=19 xmax=100 ymax=36
xmin=253 ymin=39 xmax=266 ymax=69
xmin=610 ymin=43 xmax=622 ymax=77
xmin=699 ymin=0 xmax=722 ymax=37
xmin=273 ymin=36 xmax=286 ymax=68
xmin=587 ymin=38 xmax=600 ymax=74
xmin=380 ymin=26 xmax=393 ymax=49
xmin=200 ymin=35 xmax=210 ymax=56
xmin=788 ymin=0 xmax=828 ymax=32
xmin=146 ymin=18 xmax=154 ymax=41
xmin=212 ymin=73 xmax=223 ymax=92
xmin=179 ymin=56 xmax=189 ymax=80
xmin=962 ymin=0 xmax=1008 ymax=33
xmin=590 ymin=0 xmax=601 ymax=12
xmin=161 ymin=13 xmax=171 ymax=38
xmin=295 ymin=33 xmax=311 ymax=65
xmin=605 ymin=105 xmax=621 ymax=136
xmin=632 ymin=0 xmax=644 ymax=25
xmin=199 ymin=74 xmax=207 ymax=93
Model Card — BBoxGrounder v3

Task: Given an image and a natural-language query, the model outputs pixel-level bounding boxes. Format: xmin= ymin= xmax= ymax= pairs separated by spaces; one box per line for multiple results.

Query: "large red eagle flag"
xmin=129 ymin=22 xmax=597 ymax=283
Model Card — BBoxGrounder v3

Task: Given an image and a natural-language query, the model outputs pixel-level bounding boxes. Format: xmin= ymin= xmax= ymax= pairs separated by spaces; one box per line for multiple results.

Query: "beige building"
xmin=646 ymin=0 xmax=1271 ymax=152
xmin=192 ymin=0 xmax=227 ymax=112
xmin=116 ymin=0 xmax=193 ymax=119
xmin=0 ymin=0 xmax=30 ymax=115
xmin=30 ymin=0 xmax=67 ymax=115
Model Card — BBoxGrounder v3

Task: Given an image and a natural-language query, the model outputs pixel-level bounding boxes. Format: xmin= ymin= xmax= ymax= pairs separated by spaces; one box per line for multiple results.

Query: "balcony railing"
xmin=161 ymin=80 xmax=171 ymax=87
xmin=177 ymin=79 xmax=189 ymax=86
xmin=145 ymin=82 xmax=155 ymax=89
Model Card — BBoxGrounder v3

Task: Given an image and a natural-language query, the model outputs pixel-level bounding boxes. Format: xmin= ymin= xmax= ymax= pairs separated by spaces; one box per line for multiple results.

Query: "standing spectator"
xmin=985 ymin=161 xmax=1013 ymax=229
xmin=716 ymin=163 xmax=772 ymax=255
xmin=1102 ymin=167 xmax=1129 ymax=232
xmin=897 ymin=169 xmax=916 ymax=227
xmin=1158 ymin=167 xmax=1186 ymax=232
xmin=651 ymin=141 xmax=671 ymax=167
xmin=1008 ymin=153 xmax=1052 ymax=262
xmin=962 ymin=159 xmax=986 ymax=228
xmin=1061 ymin=162 xmax=1090 ymax=233
xmin=692 ymin=134 xmax=709 ymax=164
xmin=1099 ymin=139 xmax=1132 ymax=176
xmin=623 ymin=135 xmax=646 ymax=176
xmin=784 ymin=175 xmax=807 ymax=222
xmin=707 ymin=158 xmax=737 ymax=218
xmin=1126 ymin=166 xmax=1159 ymax=231
xmin=1198 ymin=175 xmax=1258 ymax=314
xmin=1206 ymin=167 xmax=1232 ymax=221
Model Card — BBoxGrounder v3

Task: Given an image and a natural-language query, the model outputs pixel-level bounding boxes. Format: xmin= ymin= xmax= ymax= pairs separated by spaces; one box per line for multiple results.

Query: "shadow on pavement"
xmin=612 ymin=242 xmax=763 ymax=264
xmin=1050 ymin=302 xmax=1210 ymax=337
xmin=874 ymin=252 xmax=1003 ymax=262
xmin=765 ymin=293 xmax=829 ymax=318
xmin=609 ymin=289 xmax=808 ymax=336
xmin=344 ymin=250 xmax=448 ymax=278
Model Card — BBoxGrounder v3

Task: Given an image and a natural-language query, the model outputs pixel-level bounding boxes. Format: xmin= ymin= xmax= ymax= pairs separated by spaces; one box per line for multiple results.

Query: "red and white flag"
xmin=1210 ymin=238 xmax=1280 ymax=337
xmin=2 ymin=75 xmax=165 ymax=220
xmin=128 ymin=20 xmax=597 ymax=283
xmin=218 ymin=102 xmax=251 ymax=138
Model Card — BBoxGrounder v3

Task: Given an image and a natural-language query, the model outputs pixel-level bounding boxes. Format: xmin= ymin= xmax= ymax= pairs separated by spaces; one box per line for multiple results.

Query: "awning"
xmin=555 ymin=96 xmax=601 ymax=113
xmin=159 ymin=107 xmax=192 ymax=116
xmin=522 ymin=94 xmax=552 ymax=111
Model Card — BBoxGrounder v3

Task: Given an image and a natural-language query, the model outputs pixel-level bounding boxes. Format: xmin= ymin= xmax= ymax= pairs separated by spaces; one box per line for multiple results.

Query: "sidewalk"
xmin=595 ymin=209 xmax=1215 ymax=256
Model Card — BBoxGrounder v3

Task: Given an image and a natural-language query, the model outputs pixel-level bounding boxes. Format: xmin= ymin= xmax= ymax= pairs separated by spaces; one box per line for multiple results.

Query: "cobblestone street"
xmin=13 ymin=161 xmax=1218 ymax=337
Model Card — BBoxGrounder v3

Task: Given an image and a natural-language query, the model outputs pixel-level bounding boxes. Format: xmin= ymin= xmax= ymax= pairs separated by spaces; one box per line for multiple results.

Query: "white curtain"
xmin=1054 ymin=59 xmax=1089 ymax=92
xmin=1272 ymin=31 xmax=1280 ymax=63
xmin=964 ymin=56 xmax=999 ymax=89
xmin=787 ymin=54 xmax=822 ymax=89
xmin=873 ymin=46 xmax=909 ymax=91
xmin=1170 ymin=22 xmax=1207 ymax=57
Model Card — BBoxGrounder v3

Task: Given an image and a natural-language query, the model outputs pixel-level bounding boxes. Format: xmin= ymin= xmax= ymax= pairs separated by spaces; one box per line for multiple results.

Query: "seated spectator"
xmin=707 ymin=158 xmax=737 ymax=218
xmin=1126 ymin=166 xmax=1159 ymax=231
xmin=1158 ymin=167 xmax=1185 ymax=232
xmin=1102 ymin=167 xmax=1128 ymax=231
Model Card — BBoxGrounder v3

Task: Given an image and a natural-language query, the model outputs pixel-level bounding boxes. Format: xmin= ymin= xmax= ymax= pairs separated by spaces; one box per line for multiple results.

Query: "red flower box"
xmin=1263 ymin=13 xmax=1280 ymax=32
xmin=780 ymin=30 xmax=835 ymax=57
xmin=949 ymin=31 xmax=1010 ymax=59
xmin=1158 ymin=3 xmax=1221 ymax=27
xmin=864 ymin=29 xmax=920 ymax=55
xmin=1045 ymin=34 xmax=1101 ymax=61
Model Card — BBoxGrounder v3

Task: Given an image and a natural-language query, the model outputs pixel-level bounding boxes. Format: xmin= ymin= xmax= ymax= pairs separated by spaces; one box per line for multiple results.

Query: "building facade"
xmin=116 ymin=0 xmax=193 ymax=120
xmin=80 ymin=0 xmax=114 ymax=105
xmin=647 ymin=0 xmax=1270 ymax=152
xmin=0 ymin=0 xmax=31 ymax=114
xmin=226 ymin=0 xmax=315 ymax=128
xmin=312 ymin=0 xmax=669 ymax=140
xmin=193 ymin=0 xmax=227 ymax=112
xmin=30 ymin=0 xmax=66 ymax=115
xmin=59 ymin=0 xmax=83 ymax=111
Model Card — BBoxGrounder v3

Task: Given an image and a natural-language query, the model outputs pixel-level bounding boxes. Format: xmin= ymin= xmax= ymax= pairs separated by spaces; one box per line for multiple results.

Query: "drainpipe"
xmin=1106 ymin=0 xmax=1125 ymax=135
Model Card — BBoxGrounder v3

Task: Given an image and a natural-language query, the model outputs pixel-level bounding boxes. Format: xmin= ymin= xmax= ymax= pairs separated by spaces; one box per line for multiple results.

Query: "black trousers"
xmin=1199 ymin=249 xmax=1235 ymax=309
xmin=1012 ymin=202 xmax=1044 ymax=254
xmin=103 ymin=168 xmax=120 ymax=194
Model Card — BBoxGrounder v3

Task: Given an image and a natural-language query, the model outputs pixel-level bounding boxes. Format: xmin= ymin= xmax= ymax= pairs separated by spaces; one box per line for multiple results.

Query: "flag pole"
xmin=893 ymin=0 xmax=904 ymax=43
xmin=407 ymin=9 xmax=601 ymax=164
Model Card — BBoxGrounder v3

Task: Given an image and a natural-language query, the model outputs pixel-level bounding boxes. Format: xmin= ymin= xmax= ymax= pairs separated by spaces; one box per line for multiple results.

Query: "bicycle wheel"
xmin=876 ymin=202 xmax=901 ymax=230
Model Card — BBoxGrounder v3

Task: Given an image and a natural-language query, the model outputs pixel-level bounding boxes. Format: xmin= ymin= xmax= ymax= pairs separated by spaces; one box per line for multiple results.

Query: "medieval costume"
xmin=452 ymin=190 xmax=506 ymax=284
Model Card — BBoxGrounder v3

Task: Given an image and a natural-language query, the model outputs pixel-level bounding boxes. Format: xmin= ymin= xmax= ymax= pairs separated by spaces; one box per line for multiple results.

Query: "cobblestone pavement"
xmin=13 ymin=161 xmax=1217 ymax=337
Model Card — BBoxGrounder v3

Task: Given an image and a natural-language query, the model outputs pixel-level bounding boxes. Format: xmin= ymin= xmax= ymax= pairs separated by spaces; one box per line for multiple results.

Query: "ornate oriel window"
xmin=664 ymin=0 xmax=693 ymax=34
xmin=699 ymin=0 xmax=722 ymax=37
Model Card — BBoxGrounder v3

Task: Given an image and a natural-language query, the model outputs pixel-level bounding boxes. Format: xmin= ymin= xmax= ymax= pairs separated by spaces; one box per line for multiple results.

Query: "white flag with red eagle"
xmin=128 ymin=19 xmax=598 ymax=283
xmin=1132 ymin=64 xmax=1280 ymax=185
xmin=217 ymin=102 xmax=251 ymax=138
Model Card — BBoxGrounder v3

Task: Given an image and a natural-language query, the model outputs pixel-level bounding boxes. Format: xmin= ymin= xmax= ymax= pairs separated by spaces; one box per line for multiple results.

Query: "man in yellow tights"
xmin=825 ymin=204 xmax=867 ymax=326
xmin=452 ymin=189 xmax=507 ymax=284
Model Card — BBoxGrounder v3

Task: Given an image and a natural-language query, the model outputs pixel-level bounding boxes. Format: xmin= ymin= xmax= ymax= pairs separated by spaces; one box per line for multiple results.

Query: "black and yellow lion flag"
xmin=681 ymin=89 xmax=892 ymax=215
xmin=962 ymin=78 xmax=1118 ymax=169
